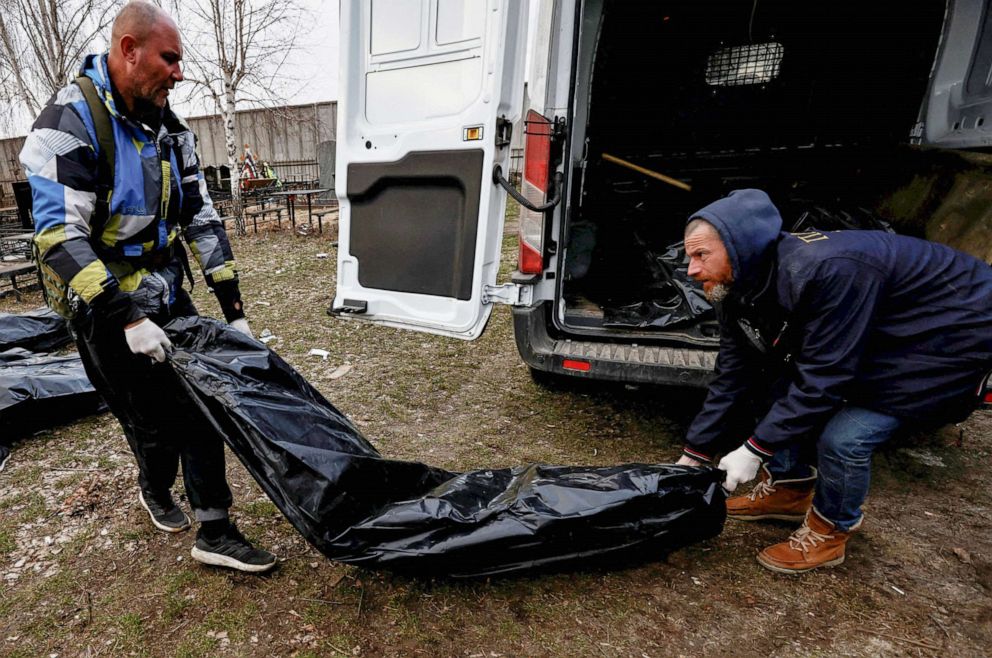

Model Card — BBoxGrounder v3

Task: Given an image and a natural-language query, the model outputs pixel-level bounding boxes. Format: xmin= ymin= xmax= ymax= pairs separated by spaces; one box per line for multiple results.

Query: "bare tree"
xmin=0 ymin=0 xmax=119 ymax=133
xmin=170 ymin=0 xmax=309 ymax=234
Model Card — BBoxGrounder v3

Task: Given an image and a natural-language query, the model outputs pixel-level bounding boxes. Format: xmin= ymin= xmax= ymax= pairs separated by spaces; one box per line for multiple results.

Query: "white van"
xmin=332 ymin=0 xmax=992 ymax=387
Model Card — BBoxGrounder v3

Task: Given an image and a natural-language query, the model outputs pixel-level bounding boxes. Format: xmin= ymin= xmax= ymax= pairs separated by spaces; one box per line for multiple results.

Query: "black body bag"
xmin=165 ymin=317 xmax=726 ymax=578
xmin=0 ymin=349 xmax=104 ymax=439
xmin=0 ymin=307 xmax=73 ymax=353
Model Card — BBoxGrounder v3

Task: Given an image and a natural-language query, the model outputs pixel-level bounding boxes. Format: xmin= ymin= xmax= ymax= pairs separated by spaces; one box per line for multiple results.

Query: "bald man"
xmin=20 ymin=1 xmax=275 ymax=572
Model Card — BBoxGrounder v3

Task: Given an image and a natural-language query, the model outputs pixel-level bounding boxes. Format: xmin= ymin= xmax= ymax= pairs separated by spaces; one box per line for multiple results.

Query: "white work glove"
xmin=124 ymin=318 xmax=172 ymax=363
xmin=229 ymin=317 xmax=253 ymax=338
xmin=717 ymin=444 xmax=763 ymax=492
xmin=676 ymin=454 xmax=704 ymax=467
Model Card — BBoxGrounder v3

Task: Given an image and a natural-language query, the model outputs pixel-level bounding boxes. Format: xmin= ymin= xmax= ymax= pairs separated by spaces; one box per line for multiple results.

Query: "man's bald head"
xmin=106 ymin=1 xmax=183 ymax=115
xmin=111 ymin=1 xmax=175 ymax=51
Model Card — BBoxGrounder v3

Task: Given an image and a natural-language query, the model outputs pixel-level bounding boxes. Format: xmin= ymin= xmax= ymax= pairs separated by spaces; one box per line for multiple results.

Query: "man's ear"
xmin=120 ymin=34 xmax=139 ymax=63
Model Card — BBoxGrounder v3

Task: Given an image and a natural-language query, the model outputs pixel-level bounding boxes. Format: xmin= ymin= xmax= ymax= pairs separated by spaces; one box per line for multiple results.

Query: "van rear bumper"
xmin=511 ymin=303 xmax=718 ymax=388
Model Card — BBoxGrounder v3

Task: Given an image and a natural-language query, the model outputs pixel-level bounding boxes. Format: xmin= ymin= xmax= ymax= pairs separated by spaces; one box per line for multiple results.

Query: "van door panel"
xmin=917 ymin=0 xmax=992 ymax=148
xmin=334 ymin=0 xmax=528 ymax=340
xmin=347 ymin=150 xmax=483 ymax=300
xmin=366 ymin=58 xmax=484 ymax=124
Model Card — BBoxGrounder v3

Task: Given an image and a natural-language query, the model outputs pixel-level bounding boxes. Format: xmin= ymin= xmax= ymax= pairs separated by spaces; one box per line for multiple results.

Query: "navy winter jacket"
xmin=684 ymin=189 xmax=992 ymax=461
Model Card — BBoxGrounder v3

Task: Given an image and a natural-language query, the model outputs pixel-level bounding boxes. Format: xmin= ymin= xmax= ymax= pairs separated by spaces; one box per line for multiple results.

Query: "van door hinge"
xmin=483 ymin=283 xmax=533 ymax=306
xmin=327 ymin=299 xmax=368 ymax=315
xmin=495 ymin=116 xmax=512 ymax=148
xmin=909 ymin=120 xmax=924 ymax=144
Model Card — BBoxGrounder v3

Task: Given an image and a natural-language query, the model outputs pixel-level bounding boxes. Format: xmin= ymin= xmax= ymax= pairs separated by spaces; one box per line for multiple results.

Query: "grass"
xmin=242 ymin=499 xmax=279 ymax=519
xmin=1 ymin=222 xmax=991 ymax=656
xmin=2 ymin=490 xmax=47 ymax=523
xmin=175 ymin=636 xmax=220 ymax=658
xmin=160 ymin=569 xmax=199 ymax=621
xmin=0 ymin=529 xmax=15 ymax=555
xmin=116 ymin=611 xmax=145 ymax=645
xmin=200 ymin=601 xmax=260 ymax=643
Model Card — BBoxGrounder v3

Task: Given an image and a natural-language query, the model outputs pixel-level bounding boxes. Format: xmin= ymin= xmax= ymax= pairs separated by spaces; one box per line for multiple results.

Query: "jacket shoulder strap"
xmin=75 ymin=75 xmax=114 ymax=228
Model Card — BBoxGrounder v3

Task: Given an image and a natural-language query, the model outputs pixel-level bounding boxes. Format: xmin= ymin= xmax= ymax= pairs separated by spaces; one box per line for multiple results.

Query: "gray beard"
xmin=705 ymin=283 xmax=731 ymax=303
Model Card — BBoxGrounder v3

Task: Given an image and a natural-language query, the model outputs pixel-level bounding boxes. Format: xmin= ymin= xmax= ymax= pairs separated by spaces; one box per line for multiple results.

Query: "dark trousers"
xmin=71 ymin=290 xmax=232 ymax=519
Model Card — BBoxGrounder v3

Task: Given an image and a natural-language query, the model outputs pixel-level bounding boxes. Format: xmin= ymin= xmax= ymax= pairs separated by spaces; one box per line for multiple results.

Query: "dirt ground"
xmin=1 ymin=224 xmax=991 ymax=658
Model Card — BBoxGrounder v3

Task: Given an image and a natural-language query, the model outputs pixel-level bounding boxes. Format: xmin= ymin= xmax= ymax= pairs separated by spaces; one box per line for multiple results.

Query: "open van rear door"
xmin=914 ymin=0 xmax=992 ymax=148
xmin=332 ymin=0 xmax=529 ymax=339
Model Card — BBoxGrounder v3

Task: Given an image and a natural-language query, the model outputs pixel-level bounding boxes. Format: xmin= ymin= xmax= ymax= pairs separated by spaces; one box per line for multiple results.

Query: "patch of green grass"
xmin=13 ymin=568 xmax=93 ymax=643
xmin=175 ymin=635 xmax=220 ymax=658
xmin=323 ymin=634 xmax=356 ymax=657
xmin=116 ymin=611 xmax=145 ymax=647
xmin=0 ymin=529 xmax=15 ymax=554
xmin=242 ymin=499 xmax=279 ymax=519
xmin=31 ymin=567 xmax=75 ymax=602
xmin=7 ymin=491 xmax=48 ymax=523
xmin=300 ymin=600 xmax=334 ymax=626
xmin=13 ymin=464 xmax=44 ymax=482
xmin=164 ymin=569 xmax=199 ymax=595
xmin=163 ymin=593 xmax=190 ymax=622
xmin=199 ymin=601 xmax=259 ymax=643
xmin=0 ymin=587 xmax=18 ymax=617
xmin=121 ymin=529 xmax=143 ymax=542
xmin=160 ymin=569 xmax=199 ymax=621
xmin=0 ymin=490 xmax=28 ymax=512
xmin=2 ymin=648 xmax=38 ymax=658
xmin=6 ymin=568 xmax=81 ymax=638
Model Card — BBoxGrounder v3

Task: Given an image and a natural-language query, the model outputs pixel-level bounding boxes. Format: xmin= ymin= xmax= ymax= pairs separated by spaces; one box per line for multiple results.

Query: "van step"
xmin=551 ymin=339 xmax=717 ymax=370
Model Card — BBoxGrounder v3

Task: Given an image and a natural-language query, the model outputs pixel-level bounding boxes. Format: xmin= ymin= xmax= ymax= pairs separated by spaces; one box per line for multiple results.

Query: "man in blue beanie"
xmin=675 ymin=189 xmax=992 ymax=573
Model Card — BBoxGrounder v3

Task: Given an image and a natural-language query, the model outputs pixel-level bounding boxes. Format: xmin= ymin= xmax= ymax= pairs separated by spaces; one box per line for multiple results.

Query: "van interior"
xmin=560 ymin=0 xmax=948 ymax=345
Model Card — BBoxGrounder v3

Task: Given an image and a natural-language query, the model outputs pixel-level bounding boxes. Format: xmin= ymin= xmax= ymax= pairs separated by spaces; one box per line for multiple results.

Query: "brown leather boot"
xmin=726 ymin=465 xmax=815 ymax=522
xmin=756 ymin=507 xmax=861 ymax=574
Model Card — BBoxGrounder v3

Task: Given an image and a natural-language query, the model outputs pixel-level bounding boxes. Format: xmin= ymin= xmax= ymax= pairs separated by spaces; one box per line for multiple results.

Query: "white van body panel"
xmin=917 ymin=0 xmax=992 ymax=148
xmin=334 ymin=0 xmax=529 ymax=340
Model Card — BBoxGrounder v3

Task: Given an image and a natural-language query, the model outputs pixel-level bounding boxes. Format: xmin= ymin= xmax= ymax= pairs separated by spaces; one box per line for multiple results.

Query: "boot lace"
xmin=746 ymin=480 xmax=776 ymax=501
xmin=788 ymin=521 xmax=833 ymax=554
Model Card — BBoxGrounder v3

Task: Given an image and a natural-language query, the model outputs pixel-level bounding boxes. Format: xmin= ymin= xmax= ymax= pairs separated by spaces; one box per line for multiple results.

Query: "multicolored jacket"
xmin=19 ymin=53 xmax=243 ymax=327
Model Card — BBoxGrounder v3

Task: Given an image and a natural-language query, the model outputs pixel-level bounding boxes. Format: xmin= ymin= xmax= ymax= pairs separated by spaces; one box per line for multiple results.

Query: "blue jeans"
xmin=766 ymin=406 xmax=901 ymax=531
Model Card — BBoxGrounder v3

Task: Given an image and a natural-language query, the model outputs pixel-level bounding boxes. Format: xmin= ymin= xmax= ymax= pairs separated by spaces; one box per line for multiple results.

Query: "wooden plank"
xmin=0 ymin=261 xmax=34 ymax=276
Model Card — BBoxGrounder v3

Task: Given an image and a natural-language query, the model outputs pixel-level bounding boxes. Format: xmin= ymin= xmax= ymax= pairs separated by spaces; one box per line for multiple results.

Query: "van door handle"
xmin=492 ymin=165 xmax=562 ymax=213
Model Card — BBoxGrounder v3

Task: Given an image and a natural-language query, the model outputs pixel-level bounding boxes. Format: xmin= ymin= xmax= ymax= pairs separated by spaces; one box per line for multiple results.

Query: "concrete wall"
xmin=186 ymin=102 xmax=337 ymax=168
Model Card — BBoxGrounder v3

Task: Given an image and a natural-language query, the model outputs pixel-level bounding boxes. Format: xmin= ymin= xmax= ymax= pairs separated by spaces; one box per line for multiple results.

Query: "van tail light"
xmin=518 ymin=110 xmax=553 ymax=275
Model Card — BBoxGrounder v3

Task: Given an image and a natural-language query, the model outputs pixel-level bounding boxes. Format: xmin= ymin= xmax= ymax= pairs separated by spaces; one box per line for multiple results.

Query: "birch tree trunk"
xmin=222 ymin=69 xmax=244 ymax=235
xmin=170 ymin=0 xmax=308 ymax=234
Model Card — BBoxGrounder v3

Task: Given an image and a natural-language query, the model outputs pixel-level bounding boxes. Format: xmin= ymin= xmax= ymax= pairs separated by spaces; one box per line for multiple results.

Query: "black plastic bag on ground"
xmin=0 ymin=307 xmax=73 ymax=353
xmin=0 ymin=348 xmax=105 ymax=439
xmin=166 ymin=317 xmax=726 ymax=578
